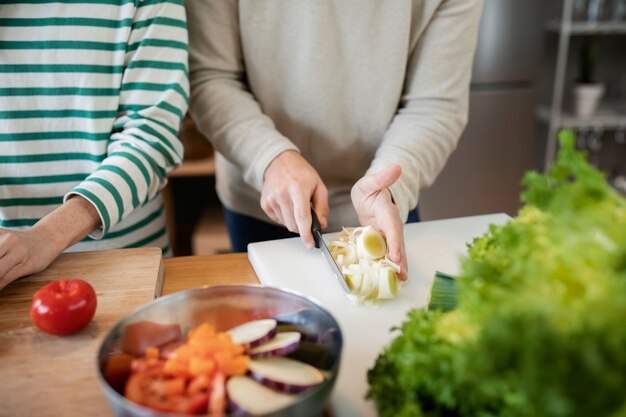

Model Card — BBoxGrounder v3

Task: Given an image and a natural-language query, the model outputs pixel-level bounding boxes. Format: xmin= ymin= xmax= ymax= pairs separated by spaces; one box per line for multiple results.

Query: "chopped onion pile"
xmin=329 ymin=226 xmax=402 ymax=303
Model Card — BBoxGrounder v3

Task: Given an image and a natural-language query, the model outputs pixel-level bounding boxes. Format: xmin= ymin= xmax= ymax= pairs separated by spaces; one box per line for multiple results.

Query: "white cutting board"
xmin=248 ymin=213 xmax=510 ymax=417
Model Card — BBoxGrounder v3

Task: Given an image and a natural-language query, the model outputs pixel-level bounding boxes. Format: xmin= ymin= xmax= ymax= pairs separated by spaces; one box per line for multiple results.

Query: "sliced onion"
xmin=345 ymin=272 xmax=363 ymax=292
xmin=330 ymin=240 xmax=358 ymax=267
xmin=377 ymin=267 xmax=399 ymax=299
xmin=381 ymin=256 xmax=402 ymax=273
xmin=248 ymin=332 xmax=301 ymax=359
xmin=247 ymin=357 xmax=325 ymax=394
xmin=226 ymin=319 xmax=277 ymax=348
xmin=356 ymin=227 xmax=387 ymax=260
xmin=227 ymin=376 xmax=297 ymax=416
xmin=359 ymin=270 xmax=379 ymax=299
xmin=330 ymin=226 xmax=402 ymax=302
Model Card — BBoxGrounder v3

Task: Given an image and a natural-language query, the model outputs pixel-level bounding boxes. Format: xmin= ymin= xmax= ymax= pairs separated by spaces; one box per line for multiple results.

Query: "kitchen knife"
xmin=310 ymin=208 xmax=352 ymax=294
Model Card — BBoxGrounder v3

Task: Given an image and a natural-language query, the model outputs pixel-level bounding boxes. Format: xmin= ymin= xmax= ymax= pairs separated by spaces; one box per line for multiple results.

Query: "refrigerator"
xmin=420 ymin=0 xmax=545 ymax=220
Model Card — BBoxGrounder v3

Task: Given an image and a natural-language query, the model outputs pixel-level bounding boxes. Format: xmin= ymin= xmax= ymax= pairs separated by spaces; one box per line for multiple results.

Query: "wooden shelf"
xmin=537 ymin=104 xmax=626 ymax=129
xmin=545 ymin=20 xmax=626 ymax=35
xmin=169 ymin=156 xmax=215 ymax=178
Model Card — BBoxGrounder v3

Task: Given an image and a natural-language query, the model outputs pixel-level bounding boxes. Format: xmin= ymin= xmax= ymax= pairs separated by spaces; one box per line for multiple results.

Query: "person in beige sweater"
xmin=187 ymin=0 xmax=483 ymax=280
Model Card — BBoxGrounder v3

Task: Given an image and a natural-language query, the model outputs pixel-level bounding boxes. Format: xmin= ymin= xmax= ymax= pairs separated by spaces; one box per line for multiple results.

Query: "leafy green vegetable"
xmin=367 ymin=130 xmax=626 ymax=417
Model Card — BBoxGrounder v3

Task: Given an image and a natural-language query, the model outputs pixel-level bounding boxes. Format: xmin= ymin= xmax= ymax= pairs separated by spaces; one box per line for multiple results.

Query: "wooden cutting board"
xmin=0 ymin=248 xmax=163 ymax=417
xmin=248 ymin=214 xmax=511 ymax=417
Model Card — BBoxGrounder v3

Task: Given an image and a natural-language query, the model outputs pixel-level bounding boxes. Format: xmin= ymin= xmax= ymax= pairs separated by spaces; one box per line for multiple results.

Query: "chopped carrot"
xmin=162 ymin=322 xmax=250 ymax=378
xmin=145 ymin=347 xmax=160 ymax=360
xmin=189 ymin=357 xmax=216 ymax=376
xmin=124 ymin=321 xmax=250 ymax=416
xmin=163 ymin=359 xmax=188 ymax=376
xmin=219 ymin=355 xmax=250 ymax=376
xmin=164 ymin=377 xmax=186 ymax=396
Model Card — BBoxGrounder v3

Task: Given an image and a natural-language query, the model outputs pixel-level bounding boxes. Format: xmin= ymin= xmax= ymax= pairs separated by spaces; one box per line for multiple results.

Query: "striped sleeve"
xmin=66 ymin=0 xmax=188 ymax=238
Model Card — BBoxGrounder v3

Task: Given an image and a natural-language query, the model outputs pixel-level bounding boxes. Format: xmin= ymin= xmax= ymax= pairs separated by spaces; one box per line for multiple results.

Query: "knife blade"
xmin=310 ymin=208 xmax=352 ymax=294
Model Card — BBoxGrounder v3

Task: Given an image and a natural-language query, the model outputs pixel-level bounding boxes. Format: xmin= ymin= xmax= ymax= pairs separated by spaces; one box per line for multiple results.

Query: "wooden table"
xmin=0 ymin=248 xmax=164 ymax=417
xmin=161 ymin=253 xmax=258 ymax=295
xmin=0 ymin=251 xmax=261 ymax=417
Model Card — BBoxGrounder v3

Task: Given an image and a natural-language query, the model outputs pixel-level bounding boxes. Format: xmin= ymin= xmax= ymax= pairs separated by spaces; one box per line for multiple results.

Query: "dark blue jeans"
xmin=224 ymin=207 xmax=420 ymax=253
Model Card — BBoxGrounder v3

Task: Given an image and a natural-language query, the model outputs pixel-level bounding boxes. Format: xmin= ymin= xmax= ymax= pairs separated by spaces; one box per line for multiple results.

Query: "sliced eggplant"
xmin=226 ymin=319 xmax=277 ymax=348
xmin=227 ymin=376 xmax=297 ymax=416
xmin=248 ymin=332 xmax=301 ymax=359
xmin=247 ymin=357 xmax=325 ymax=394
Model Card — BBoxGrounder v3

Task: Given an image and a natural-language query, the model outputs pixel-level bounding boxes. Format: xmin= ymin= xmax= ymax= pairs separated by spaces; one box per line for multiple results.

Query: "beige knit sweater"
xmin=187 ymin=0 xmax=483 ymax=230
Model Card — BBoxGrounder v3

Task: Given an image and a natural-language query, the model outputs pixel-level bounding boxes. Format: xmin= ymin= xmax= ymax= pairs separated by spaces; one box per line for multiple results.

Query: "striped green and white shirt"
xmin=0 ymin=0 xmax=188 ymax=255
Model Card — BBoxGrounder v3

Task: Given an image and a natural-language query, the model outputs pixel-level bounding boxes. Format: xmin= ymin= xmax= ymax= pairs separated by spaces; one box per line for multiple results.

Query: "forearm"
xmin=32 ymin=196 xmax=101 ymax=253
xmin=0 ymin=196 xmax=101 ymax=290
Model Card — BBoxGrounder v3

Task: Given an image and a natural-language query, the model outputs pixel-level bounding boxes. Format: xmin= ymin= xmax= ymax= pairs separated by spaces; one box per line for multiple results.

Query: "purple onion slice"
xmin=248 ymin=332 xmax=301 ymax=359
xmin=247 ymin=357 xmax=325 ymax=394
xmin=226 ymin=376 xmax=297 ymax=415
xmin=226 ymin=319 xmax=277 ymax=348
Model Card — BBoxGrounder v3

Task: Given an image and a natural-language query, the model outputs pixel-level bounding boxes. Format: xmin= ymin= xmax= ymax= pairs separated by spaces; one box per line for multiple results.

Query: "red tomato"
xmin=125 ymin=365 xmax=209 ymax=414
xmin=30 ymin=279 xmax=97 ymax=335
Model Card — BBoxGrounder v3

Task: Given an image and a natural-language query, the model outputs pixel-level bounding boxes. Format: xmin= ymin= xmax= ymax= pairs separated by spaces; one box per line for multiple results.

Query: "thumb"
xmin=356 ymin=165 xmax=402 ymax=196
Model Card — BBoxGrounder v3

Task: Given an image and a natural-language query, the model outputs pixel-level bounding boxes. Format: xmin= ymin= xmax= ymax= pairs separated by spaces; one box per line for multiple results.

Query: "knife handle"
xmin=310 ymin=207 xmax=321 ymax=249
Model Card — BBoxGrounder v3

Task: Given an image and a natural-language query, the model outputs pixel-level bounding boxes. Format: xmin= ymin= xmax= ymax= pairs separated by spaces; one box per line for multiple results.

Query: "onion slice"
xmin=329 ymin=225 xmax=402 ymax=303
xmin=356 ymin=227 xmax=387 ymax=260
xmin=227 ymin=376 xmax=297 ymax=416
xmin=247 ymin=357 xmax=325 ymax=394
xmin=248 ymin=332 xmax=301 ymax=359
xmin=226 ymin=319 xmax=277 ymax=348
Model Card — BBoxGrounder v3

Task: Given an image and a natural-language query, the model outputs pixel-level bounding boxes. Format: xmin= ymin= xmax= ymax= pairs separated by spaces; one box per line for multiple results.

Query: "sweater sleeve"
xmin=186 ymin=0 xmax=299 ymax=193
xmin=366 ymin=0 xmax=484 ymax=222
xmin=65 ymin=0 xmax=188 ymax=238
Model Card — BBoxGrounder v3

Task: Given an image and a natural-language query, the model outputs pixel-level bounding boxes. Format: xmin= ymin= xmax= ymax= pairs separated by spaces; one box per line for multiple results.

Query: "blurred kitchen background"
xmin=167 ymin=0 xmax=626 ymax=256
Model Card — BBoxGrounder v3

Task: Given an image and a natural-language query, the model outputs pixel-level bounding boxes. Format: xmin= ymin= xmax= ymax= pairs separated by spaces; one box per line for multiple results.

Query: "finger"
xmin=387 ymin=229 xmax=408 ymax=281
xmin=0 ymin=275 xmax=12 ymax=292
xmin=262 ymin=199 xmax=281 ymax=225
xmin=267 ymin=207 xmax=282 ymax=225
xmin=0 ymin=235 xmax=11 ymax=259
xmin=292 ymin=195 xmax=315 ymax=249
xmin=311 ymin=182 xmax=329 ymax=229
xmin=379 ymin=208 xmax=408 ymax=281
xmin=277 ymin=198 xmax=298 ymax=234
xmin=0 ymin=250 xmax=18 ymax=283
xmin=0 ymin=263 xmax=23 ymax=291
xmin=355 ymin=165 xmax=402 ymax=196
xmin=376 ymin=164 xmax=402 ymax=189
xmin=261 ymin=191 xmax=287 ymax=226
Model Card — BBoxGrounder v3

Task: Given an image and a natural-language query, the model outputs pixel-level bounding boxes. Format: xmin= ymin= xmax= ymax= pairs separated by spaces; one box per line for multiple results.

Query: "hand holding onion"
xmin=350 ymin=165 xmax=407 ymax=280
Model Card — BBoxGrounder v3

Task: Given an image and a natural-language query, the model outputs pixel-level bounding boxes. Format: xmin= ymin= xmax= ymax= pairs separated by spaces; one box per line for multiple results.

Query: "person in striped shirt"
xmin=0 ymin=0 xmax=188 ymax=291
